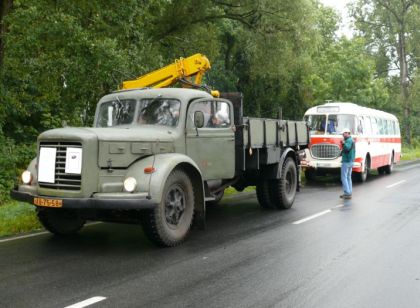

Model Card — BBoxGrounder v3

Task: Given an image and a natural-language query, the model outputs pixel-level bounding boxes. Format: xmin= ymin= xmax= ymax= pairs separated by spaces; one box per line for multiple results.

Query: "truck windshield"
xmin=138 ymin=99 xmax=181 ymax=127
xmin=305 ymin=115 xmax=326 ymax=135
xmin=326 ymin=114 xmax=355 ymax=135
xmin=97 ymin=99 xmax=136 ymax=127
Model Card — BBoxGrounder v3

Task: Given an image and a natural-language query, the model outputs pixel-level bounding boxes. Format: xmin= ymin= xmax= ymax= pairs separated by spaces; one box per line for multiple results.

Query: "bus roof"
xmin=304 ymin=102 xmax=398 ymax=121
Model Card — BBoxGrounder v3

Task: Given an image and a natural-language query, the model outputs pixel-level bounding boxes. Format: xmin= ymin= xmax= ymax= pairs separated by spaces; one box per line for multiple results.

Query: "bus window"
xmin=304 ymin=114 xmax=326 ymax=135
xmin=379 ymin=118 xmax=384 ymax=135
xmin=327 ymin=114 xmax=356 ymax=135
xmin=391 ymin=120 xmax=396 ymax=135
xmin=364 ymin=116 xmax=372 ymax=135
xmin=371 ymin=117 xmax=378 ymax=135
xmin=357 ymin=117 xmax=364 ymax=135
xmin=386 ymin=120 xmax=392 ymax=135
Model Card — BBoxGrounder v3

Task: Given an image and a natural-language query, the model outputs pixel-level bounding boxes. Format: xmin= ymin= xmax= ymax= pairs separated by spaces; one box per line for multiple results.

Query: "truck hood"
xmin=39 ymin=126 xmax=175 ymax=143
xmin=38 ymin=126 xmax=176 ymax=168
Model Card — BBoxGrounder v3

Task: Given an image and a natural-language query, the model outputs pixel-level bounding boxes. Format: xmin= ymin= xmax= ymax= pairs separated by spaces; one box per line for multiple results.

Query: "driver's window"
xmin=189 ymin=101 xmax=231 ymax=128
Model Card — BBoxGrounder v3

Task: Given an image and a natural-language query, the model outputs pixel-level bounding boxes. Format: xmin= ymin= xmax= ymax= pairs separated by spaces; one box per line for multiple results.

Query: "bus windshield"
xmin=326 ymin=114 xmax=355 ymax=135
xmin=305 ymin=115 xmax=326 ymax=135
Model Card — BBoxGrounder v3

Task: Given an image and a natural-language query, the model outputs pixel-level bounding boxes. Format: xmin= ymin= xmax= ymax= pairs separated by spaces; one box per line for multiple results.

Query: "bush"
xmin=0 ymin=132 xmax=36 ymax=205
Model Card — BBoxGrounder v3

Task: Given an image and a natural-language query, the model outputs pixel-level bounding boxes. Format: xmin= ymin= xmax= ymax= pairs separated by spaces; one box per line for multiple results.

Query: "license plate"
xmin=318 ymin=163 xmax=332 ymax=168
xmin=34 ymin=197 xmax=63 ymax=208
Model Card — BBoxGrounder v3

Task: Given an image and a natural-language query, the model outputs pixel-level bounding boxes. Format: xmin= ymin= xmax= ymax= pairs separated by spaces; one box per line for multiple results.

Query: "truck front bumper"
xmin=11 ymin=189 xmax=158 ymax=210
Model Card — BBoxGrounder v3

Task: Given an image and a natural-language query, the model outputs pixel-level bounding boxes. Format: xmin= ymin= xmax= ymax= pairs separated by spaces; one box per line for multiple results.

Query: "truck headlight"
xmin=123 ymin=177 xmax=137 ymax=192
xmin=22 ymin=170 xmax=32 ymax=184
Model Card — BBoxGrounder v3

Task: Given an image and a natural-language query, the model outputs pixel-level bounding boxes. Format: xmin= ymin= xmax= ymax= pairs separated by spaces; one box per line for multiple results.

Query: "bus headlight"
xmin=22 ymin=170 xmax=32 ymax=184
xmin=123 ymin=177 xmax=137 ymax=192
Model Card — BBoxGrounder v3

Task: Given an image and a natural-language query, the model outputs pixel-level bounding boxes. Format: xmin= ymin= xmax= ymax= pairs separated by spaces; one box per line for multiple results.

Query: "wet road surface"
xmin=1 ymin=162 xmax=420 ymax=308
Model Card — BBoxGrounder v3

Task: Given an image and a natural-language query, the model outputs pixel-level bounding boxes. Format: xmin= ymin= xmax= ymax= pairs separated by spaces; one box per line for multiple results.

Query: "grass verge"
xmin=0 ymin=201 xmax=42 ymax=237
xmin=401 ymin=146 xmax=420 ymax=161
xmin=224 ymin=186 xmax=255 ymax=196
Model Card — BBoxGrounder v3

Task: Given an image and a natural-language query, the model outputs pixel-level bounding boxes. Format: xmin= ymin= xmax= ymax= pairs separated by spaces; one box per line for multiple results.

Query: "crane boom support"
xmin=121 ymin=53 xmax=218 ymax=96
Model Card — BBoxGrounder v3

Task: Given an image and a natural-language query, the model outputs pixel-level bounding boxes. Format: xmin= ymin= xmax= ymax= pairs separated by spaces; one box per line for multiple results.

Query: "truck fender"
xmin=125 ymin=153 xmax=205 ymax=229
xmin=277 ymin=148 xmax=298 ymax=179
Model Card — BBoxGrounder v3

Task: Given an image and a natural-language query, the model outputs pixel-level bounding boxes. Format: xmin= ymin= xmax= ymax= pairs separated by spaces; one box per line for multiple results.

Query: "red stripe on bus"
xmin=310 ymin=136 xmax=401 ymax=144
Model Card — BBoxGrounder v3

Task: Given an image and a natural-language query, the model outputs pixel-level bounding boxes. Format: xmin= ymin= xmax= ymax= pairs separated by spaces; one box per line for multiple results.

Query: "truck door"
xmin=186 ymin=99 xmax=235 ymax=180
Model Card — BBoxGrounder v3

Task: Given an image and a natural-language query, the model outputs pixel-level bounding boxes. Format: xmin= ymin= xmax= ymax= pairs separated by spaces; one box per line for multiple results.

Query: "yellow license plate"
xmin=34 ymin=197 xmax=63 ymax=208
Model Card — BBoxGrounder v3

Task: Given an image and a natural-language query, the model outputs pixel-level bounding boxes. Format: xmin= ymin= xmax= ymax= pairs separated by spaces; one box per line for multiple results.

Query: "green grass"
xmin=401 ymin=146 xmax=420 ymax=161
xmin=224 ymin=186 xmax=255 ymax=196
xmin=0 ymin=201 xmax=42 ymax=237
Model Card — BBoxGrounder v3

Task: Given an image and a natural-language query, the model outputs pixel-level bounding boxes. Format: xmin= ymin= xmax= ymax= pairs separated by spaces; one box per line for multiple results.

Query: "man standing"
xmin=340 ymin=128 xmax=355 ymax=199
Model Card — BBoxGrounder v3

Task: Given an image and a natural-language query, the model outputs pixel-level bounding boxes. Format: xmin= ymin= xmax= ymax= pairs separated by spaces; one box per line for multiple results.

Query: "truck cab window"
xmin=189 ymin=101 xmax=231 ymax=128
xmin=97 ymin=99 xmax=136 ymax=127
xmin=137 ymin=98 xmax=181 ymax=127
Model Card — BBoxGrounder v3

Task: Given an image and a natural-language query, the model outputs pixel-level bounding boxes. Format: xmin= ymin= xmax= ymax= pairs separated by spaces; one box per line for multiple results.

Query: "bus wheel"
xmin=383 ymin=153 xmax=394 ymax=175
xmin=356 ymin=157 xmax=369 ymax=183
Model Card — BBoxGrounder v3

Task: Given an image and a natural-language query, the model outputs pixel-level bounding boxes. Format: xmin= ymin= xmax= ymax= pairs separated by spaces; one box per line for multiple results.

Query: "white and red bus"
xmin=301 ymin=102 xmax=401 ymax=182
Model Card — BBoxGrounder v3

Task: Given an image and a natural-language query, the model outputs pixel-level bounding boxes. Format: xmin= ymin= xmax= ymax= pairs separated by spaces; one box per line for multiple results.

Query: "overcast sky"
xmin=320 ymin=0 xmax=354 ymax=38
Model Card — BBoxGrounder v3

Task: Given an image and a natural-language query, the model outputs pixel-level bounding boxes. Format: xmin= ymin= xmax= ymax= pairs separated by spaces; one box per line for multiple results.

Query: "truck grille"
xmin=311 ymin=144 xmax=341 ymax=159
xmin=38 ymin=141 xmax=82 ymax=191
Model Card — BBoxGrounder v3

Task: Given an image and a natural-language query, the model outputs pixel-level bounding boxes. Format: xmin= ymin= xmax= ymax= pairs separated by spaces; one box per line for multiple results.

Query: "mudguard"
xmin=125 ymin=153 xmax=206 ymax=228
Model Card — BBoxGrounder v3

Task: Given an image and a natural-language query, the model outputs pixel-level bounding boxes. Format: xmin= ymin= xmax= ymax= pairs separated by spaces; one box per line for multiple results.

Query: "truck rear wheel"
xmin=37 ymin=208 xmax=85 ymax=235
xmin=256 ymin=180 xmax=275 ymax=209
xmin=141 ymin=169 xmax=194 ymax=247
xmin=270 ymin=157 xmax=297 ymax=209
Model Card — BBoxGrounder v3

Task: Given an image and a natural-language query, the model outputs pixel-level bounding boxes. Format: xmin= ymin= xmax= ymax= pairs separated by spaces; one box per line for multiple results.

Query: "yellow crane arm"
xmin=121 ymin=53 xmax=219 ymax=97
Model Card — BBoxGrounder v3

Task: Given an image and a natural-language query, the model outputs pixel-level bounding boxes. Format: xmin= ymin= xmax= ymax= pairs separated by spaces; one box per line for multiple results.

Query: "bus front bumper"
xmin=301 ymin=160 xmax=362 ymax=170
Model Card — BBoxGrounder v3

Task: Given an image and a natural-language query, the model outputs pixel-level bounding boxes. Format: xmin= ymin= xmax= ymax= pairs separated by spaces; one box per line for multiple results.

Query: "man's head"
xmin=342 ymin=128 xmax=351 ymax=139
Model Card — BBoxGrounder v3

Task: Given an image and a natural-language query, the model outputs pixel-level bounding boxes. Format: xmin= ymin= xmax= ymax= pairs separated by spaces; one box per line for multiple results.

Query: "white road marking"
xmin=0 ymin=231 xmax=49 ymax=243
xmin=333 ymin=204 xmax=344 ymax=209
xmin=64 ymin=296 xmax=106 ymax=308
xmin=0 ymin=222 xmax=102 ymax=244
xmin=386 ymin=180 xmax=406 ymax=189
xmin=292 ymin=210 xmax=332 ymax=225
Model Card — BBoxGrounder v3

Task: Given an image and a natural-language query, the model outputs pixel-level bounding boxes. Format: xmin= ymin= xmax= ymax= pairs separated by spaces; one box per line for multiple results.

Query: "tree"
xmin=351 ymin=0 xmax=420 ymax=144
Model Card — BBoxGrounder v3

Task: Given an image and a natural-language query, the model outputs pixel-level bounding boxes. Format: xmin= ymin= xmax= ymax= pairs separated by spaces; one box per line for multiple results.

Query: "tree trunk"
xmin=398 ymin=31 xmax=411 ymax=145
xmin=0 ymin=0 xmax=13 ymax=68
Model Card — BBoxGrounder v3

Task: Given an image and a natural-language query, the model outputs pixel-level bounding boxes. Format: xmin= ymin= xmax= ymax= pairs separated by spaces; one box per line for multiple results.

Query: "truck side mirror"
xmin=194 ymin=111 xmax=205 ymax=128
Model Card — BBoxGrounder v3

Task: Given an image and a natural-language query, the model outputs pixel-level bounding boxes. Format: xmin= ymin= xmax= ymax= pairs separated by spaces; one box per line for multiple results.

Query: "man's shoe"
xmin=340 ymin=194 xmax=352 ymax=199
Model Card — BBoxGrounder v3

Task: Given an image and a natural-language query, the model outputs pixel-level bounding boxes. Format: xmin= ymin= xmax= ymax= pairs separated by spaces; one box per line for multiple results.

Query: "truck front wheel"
xmin=141 ymin=169 xmax=194 ymax=247
xmin=37 ymin=208 xmax=86 ymax=235
xmin=270 ymin=157 xmax=297 ymax=209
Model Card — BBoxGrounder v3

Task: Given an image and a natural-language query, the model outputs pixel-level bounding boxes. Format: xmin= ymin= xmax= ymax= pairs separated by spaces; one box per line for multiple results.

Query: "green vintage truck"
xmin=12 ymin=88 xmax=309 ymax=246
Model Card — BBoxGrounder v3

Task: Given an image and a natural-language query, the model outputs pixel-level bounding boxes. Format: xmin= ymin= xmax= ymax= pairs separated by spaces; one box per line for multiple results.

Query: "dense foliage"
xmin=0 ymin=0 xmax=419 ymax=203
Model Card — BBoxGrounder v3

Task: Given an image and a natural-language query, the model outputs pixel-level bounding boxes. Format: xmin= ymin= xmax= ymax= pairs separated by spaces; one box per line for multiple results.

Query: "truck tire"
xmin=37 ymin=208 xmax=85 ymax=235
xmin=141 ymin=169 xmax=194 ymax=247
xmin=270 ymin=157 xmax=297 ymax=209
xmin=256 ymin=180 xmax=275 ymax=209
xmin=304 ymin=169 xmax=316 ymax=182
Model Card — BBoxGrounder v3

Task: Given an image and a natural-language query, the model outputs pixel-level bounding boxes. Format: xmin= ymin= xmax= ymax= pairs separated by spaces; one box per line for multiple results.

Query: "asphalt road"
xmin=1 ymin=162 xmax=420 ymax=308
